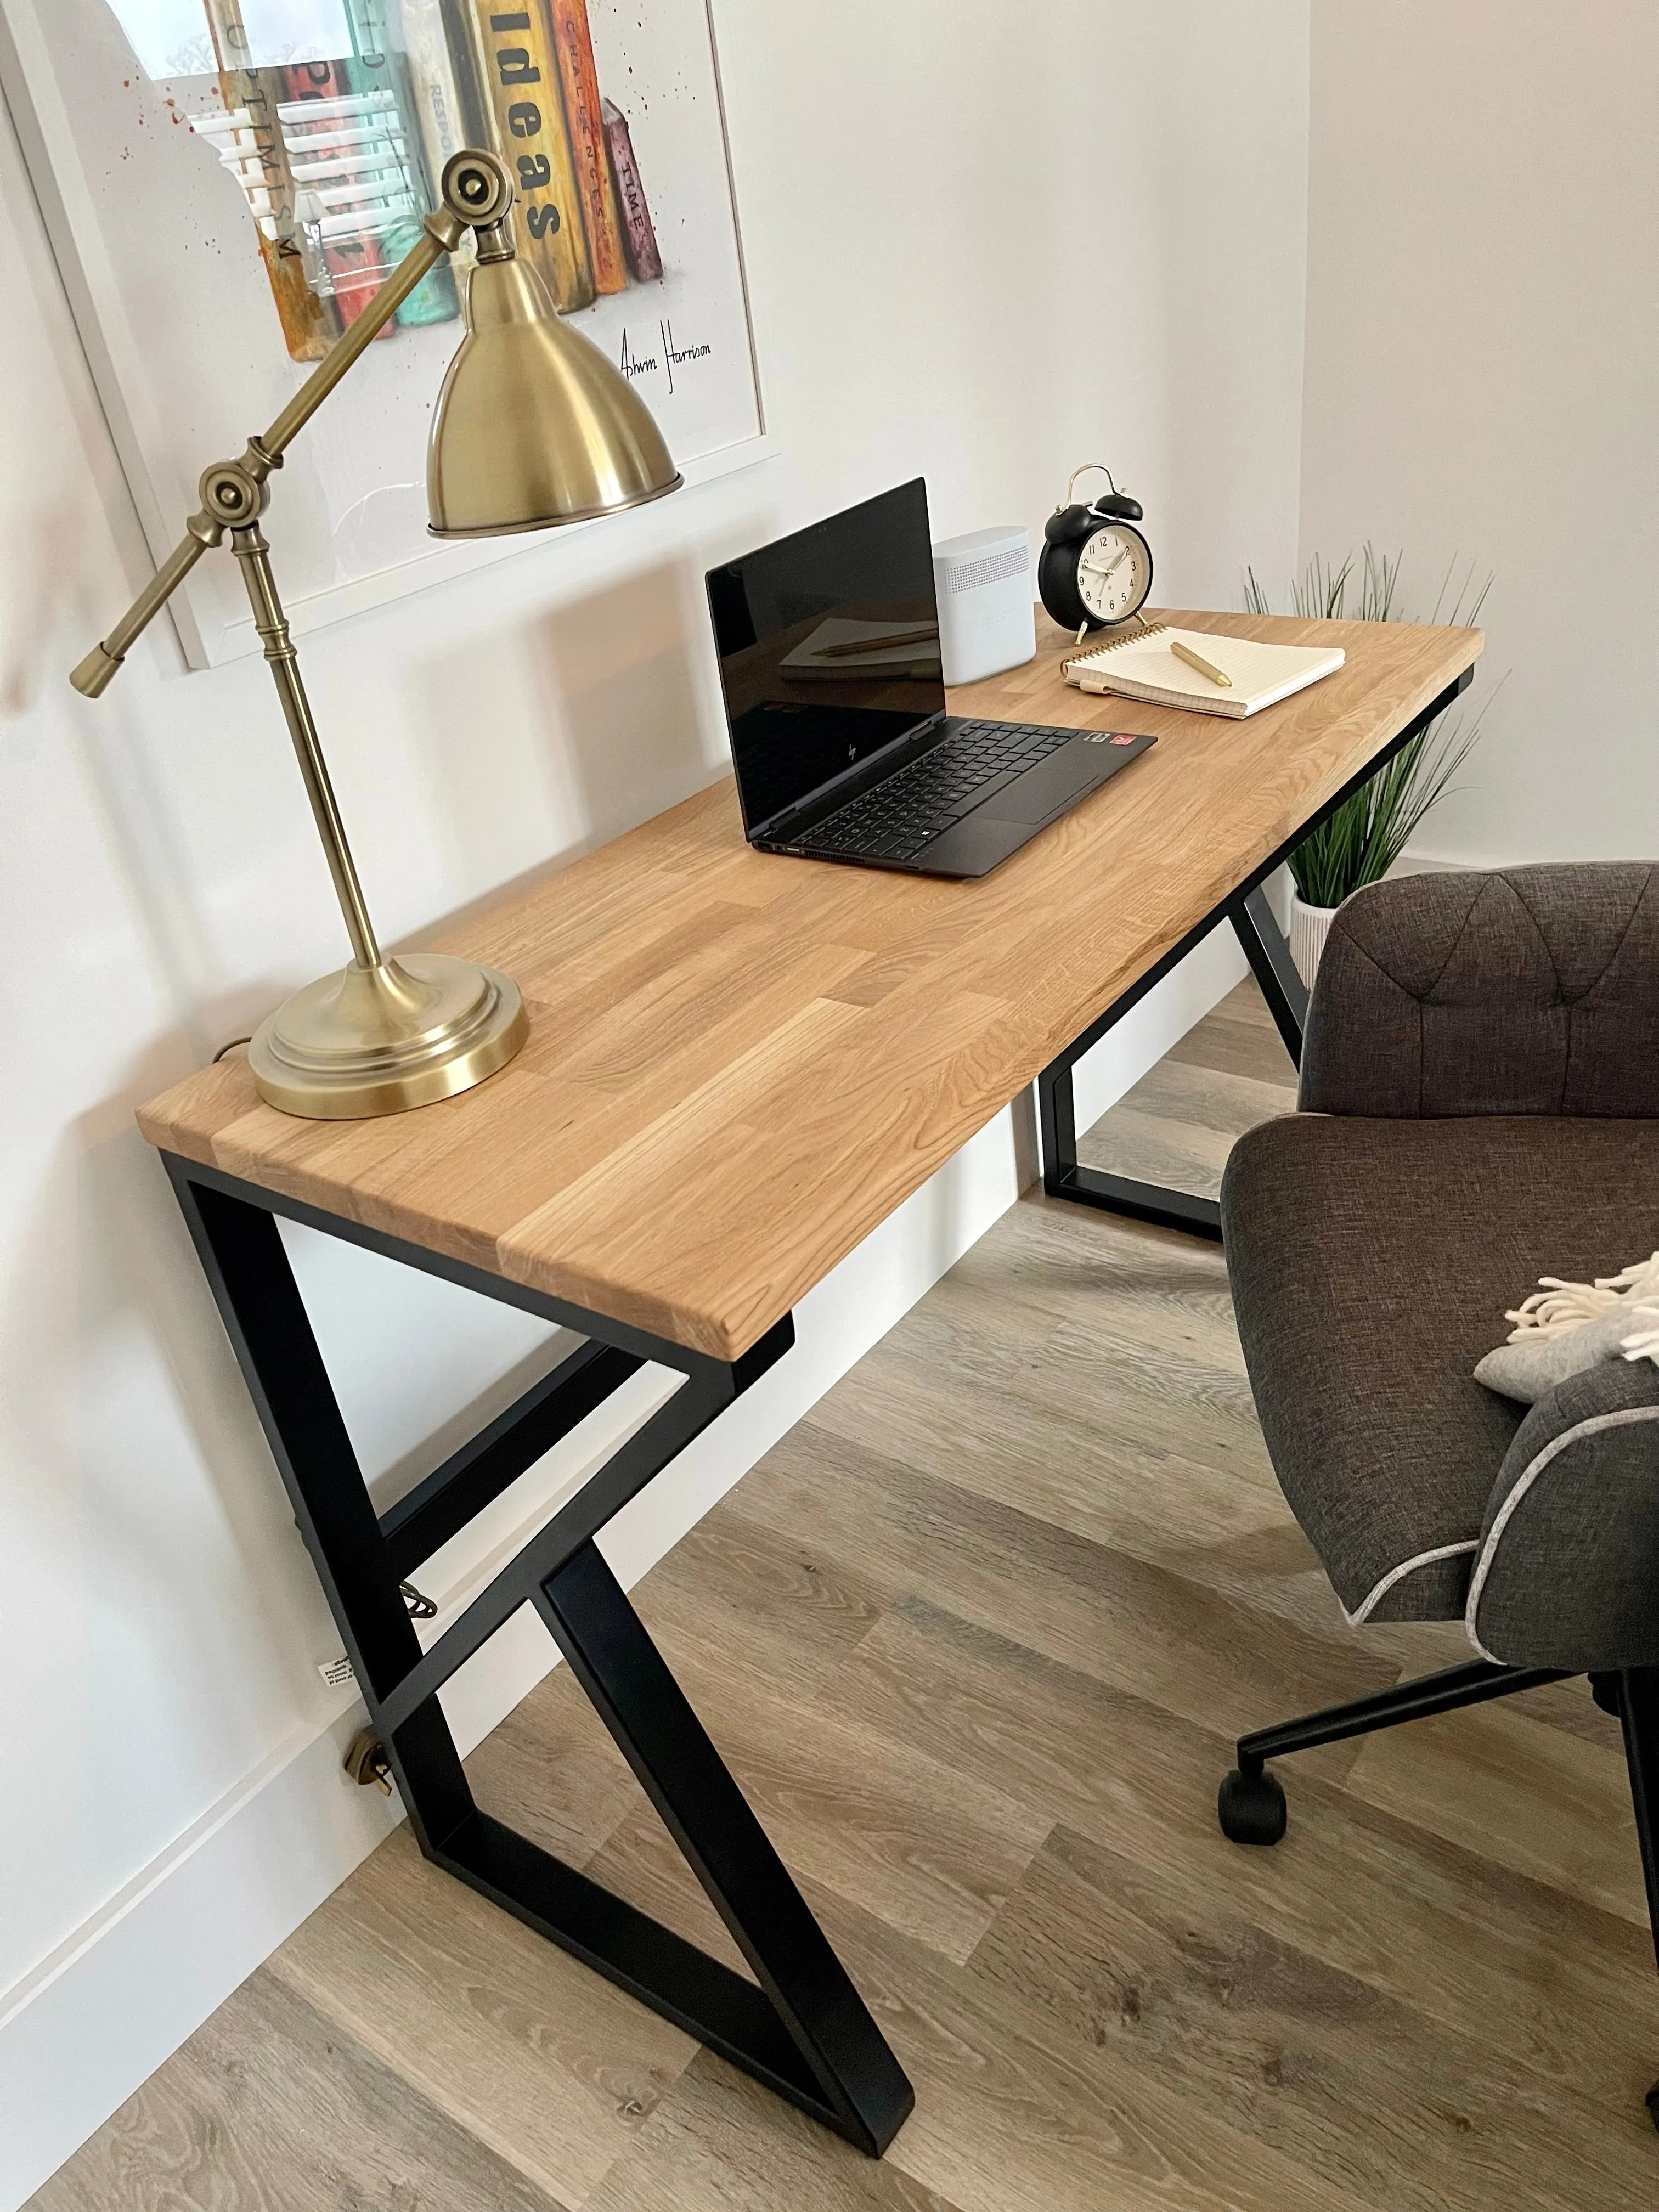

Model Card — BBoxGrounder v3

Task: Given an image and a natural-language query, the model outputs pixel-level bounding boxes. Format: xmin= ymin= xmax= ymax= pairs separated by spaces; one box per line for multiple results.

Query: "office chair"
xmin=1217 ymin=864 xmax=1659 ymax=2125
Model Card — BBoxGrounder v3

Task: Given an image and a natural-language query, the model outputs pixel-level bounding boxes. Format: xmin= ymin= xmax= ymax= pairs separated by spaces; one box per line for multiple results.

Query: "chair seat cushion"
xmin=1220 ymin=1116 xmax=1659 ymax=1623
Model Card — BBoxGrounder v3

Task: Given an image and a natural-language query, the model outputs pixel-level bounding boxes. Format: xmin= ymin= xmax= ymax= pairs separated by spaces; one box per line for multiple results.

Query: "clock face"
xmin=1077 ymin=524 xmax=1152 ymax=624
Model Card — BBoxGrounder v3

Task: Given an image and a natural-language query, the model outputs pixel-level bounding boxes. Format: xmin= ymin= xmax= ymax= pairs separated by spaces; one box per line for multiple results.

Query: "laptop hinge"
xmin=753 ymin=711 xmax=949 ymax=844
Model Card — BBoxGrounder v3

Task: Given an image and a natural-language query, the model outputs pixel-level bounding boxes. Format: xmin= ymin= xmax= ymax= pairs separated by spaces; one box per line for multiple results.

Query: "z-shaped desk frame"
xmin=165 ymin=1155 xmax=916 ymax=2157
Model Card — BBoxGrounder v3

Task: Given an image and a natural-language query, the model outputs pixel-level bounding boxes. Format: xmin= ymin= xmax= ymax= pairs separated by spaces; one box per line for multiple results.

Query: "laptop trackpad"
xmin=979 ymin=737 xmax=1112 ymax=824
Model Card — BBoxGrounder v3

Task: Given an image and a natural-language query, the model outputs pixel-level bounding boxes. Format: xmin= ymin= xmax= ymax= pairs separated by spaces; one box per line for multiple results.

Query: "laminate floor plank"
xmin=636 ymin=1509 xmax=891 ymax=1700
xmin=821 ymin=1592 xmax=1657 ymax=2103
xmin=812 ymin=1200 xmax=1286 ymax=1563
xmin=585 ymin=2053 xmax=970 ymax=2212
xmin=36 ymin=978 xmax=1655 ymax=2211
xmin=264 ymin=1827 xmax=696 ymax=2201
xmin=729 ymin=1421 xmax=1401 ymax=1768
xmin=627 ymin=1582 xmax=1054 ymax=1962
xmin=974 ymin=1825 xmax=1659 ymax=2211
xmin=470 ymin=1547 xmax=1053 ymax=1973
xmin=1078 ymin=983 xmax=1297 ymax=1196
xmin=812 ymin=1350 xmax=1289 ymax=1570
xmin=1076 ymin=1103 xmax=1238 ymax=1199
xmin=1345 ymin=1697 xmax=1651 ymax=1927
xmin=464 ymin=1657 xmax=645 ymax=1868
xmin=1165 ymin=977 xmax=1300 ymax=1087
xmin=1105 ymin=1050 xmax=1301 ymax=1145
xmin=584 ymin=1808 xmax=1385 ymax=2212
xmin=869 ymin=1271 xmax=1271 ymax=1466
xmin=31 ymin=1966 xmax=573 ymax=2212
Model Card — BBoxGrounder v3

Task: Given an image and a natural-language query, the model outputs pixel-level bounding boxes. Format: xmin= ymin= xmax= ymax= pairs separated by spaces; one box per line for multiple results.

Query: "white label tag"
xmin=318 ymin=1655 xmax=356 ymax=1691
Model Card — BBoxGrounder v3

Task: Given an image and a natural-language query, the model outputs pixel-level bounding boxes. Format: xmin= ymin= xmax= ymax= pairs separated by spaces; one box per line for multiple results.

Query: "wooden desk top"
xmin=140 ymin=609 xmax=1480 ymax=1359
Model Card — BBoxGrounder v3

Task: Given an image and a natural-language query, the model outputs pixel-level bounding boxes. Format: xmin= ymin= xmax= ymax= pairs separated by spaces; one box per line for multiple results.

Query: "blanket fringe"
xmin=1505 ymin=1251 xmax=1659 ymax=1369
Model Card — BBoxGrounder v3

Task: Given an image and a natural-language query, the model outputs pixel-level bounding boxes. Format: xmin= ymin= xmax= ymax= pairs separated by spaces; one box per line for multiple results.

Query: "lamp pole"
xmin=230 ymin=523 xmax=381 ymax=973
xmin=67 ymin=141 xmax=679 ymax=1120
xmin=65 ymin=161 xmax=521 ymax=977
xmin=67 ymin=153 xmax=531 ymax=1119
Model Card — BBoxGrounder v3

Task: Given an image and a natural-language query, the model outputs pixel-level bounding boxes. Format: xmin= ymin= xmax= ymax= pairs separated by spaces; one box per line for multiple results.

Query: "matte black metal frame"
xmin=162 ymin=1154 xmax=915 ymax=2158
xmin=1218 ymin=1656 xmax=1659 ymax=2126
xmin=1036 ymin=670 xmax=1474 ymax=1237
xmin=1237 ymin=1658 xmax=1572 ymax=1779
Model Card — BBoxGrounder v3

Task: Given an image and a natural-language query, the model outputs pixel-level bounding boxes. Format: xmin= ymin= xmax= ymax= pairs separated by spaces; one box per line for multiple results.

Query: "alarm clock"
xmin=1037 ymin=464 xmax=1154 ymax=636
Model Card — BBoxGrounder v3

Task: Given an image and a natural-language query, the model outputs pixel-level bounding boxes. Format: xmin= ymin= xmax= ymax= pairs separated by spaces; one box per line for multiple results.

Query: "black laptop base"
xmin=759 ymin=718 xmax=1156 ymax=880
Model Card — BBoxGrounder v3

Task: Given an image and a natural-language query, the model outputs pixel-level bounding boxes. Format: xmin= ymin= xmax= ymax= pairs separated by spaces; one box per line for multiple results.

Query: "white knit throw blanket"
xmin=1505 ymin=1252 xmax=1659 ymax=1364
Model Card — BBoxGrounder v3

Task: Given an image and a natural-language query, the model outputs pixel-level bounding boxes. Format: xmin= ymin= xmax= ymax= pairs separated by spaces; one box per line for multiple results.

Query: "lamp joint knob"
xmin=199 ymin=460 xmax=269 ymax=531
xmin=441 ymin=148 xmax=514 ymax=232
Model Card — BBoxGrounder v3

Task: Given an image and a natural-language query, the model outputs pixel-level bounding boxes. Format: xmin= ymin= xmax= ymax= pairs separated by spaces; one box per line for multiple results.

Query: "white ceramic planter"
xmin=1288 ymin=891 xmax=1339 ymax=990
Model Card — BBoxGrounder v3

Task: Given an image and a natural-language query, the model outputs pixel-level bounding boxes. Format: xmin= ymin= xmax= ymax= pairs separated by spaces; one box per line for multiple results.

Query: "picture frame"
xmin=0 ymin=0 xmax=768 ymax=669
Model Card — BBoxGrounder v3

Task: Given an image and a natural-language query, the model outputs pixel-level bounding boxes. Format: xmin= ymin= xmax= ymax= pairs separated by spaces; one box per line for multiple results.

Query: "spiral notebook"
xmin=1064 ymin=625 xmax=1345 ymax=719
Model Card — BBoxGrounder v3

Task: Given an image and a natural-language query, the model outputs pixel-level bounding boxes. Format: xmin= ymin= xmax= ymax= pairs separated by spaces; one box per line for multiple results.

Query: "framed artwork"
xmin=0 ymin=0 xmax=765 ymax=667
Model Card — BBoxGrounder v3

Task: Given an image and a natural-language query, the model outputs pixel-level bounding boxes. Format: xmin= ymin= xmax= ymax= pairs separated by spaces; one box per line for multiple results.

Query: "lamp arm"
xmin=70 ymin=201 xmax=471 ymax=699
xmin=262 ymin=206 xmax=465 ymax=464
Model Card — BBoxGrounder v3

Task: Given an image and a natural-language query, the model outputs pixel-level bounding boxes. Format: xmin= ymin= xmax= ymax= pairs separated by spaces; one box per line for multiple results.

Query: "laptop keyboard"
xmin=794 ymin=719 xmax=1075 ymax=862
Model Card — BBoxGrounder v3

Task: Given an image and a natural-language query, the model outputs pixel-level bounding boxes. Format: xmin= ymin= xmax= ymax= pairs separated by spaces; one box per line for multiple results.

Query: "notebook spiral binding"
xmin=1062 ymin=619 xmax=1168 ymax=674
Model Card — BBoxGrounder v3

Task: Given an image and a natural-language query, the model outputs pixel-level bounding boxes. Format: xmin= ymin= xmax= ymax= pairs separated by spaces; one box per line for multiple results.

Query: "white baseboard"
xmin=2 ymin=947 xmax=1238 ymax=2209
xmin=0 ymin=1707 xmax=403 ymax=2211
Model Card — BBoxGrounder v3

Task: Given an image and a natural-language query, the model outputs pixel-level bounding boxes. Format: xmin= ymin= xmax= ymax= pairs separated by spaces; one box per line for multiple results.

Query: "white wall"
xmin=1298 ymin=0 xmax=1659 ymax=867
xmin=0 ymin=4 xmax=1310 ymax=2198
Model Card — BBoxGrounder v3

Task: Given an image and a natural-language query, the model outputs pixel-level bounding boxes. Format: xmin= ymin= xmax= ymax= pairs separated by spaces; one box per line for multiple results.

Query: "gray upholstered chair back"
xmin=1300 ymin=864 xmax=1659 ymax=1120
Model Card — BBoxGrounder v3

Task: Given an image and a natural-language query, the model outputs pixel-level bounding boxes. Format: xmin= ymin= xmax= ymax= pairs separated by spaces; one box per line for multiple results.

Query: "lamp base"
xmin=249 ymin=953 xmax=528 ymax=1119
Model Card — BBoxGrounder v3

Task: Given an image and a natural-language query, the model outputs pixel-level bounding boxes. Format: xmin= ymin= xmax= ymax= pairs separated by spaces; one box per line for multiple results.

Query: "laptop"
xmin=706 ymin=478 xmax=1155 ymax=878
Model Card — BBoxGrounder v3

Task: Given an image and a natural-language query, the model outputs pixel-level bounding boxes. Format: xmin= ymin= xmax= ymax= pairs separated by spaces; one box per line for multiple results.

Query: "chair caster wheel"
xmin=1218 ymin=1764 xmax=1288 ymax=1846
xmin=1646 ymin=2079 xmax=1659 ymax=2132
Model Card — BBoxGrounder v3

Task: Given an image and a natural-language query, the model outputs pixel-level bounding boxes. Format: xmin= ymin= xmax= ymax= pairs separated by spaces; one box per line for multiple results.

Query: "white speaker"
xmin=931 ymin=525 xmax=1036 ymax=686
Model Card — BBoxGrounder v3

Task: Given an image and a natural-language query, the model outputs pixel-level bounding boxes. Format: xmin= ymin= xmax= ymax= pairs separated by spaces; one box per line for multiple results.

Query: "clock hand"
xmin=1084 ymin=549 xmax=1131 ymax=580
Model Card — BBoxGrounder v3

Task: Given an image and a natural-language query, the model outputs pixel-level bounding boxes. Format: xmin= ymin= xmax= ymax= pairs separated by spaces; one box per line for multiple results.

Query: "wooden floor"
xmin=40 ymin=982 xmax=1659 ymax=2210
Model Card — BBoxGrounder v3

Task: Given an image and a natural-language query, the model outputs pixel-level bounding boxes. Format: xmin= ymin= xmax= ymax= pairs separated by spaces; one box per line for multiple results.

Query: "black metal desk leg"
xmin=1037 ymin=667 xmax=1473 ymax=1237
xmin=1039 ymin=1048 xmax=1226 ymax=1239
xmin=534 ymin=1543 xmax=912 ymax=2150
xmin=1034 ymin=881 xmax=1305 ymax=1241
xmin=165 ymin=1156 xmax=914 ymax=2157
xmin=1227 ymin=884 xmax=1307 ymax=1064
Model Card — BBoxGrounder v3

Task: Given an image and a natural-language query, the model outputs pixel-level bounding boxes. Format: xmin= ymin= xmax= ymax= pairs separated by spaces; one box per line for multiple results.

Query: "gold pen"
xmin=1170 ymin=638 xmax=1233 ymax=688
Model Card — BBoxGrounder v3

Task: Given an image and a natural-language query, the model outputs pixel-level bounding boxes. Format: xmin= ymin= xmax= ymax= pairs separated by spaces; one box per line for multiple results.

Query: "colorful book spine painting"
xmin=278 ymin=58 xmax=397 ymax=332
xmin=194 ymin=1 xmax=665 ymax=358
xmin=396 ymin=0 xmax=484 ymax=266
xmin=198 ymin=0 xmax=340 ymax=359
xmin=459 ymin=1 xmax=594 ymax=312
xmin=342 ymin=0 xmax=463 ymax=320
xmin=548 ymin=0 xmax=627 ymax=295
xmin=602 ymin=97 xmax=661 ymax=281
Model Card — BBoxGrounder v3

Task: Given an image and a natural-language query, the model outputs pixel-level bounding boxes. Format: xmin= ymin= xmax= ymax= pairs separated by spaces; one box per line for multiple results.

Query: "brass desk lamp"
xmin=72 ymin=149 xmax=680 ymax=1119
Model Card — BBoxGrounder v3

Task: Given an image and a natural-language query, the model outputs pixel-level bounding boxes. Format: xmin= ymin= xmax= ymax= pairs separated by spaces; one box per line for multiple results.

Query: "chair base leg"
xmin=1217 ymin=1659 xmax=1572 ymax=1849
xmin=1224 ymin=1661 xmax=1659 ymax=2130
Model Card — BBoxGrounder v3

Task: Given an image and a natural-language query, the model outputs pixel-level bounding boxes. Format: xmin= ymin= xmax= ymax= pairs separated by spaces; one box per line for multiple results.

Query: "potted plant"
xmin=1244 ymin=549 xmax=1494 ymax=985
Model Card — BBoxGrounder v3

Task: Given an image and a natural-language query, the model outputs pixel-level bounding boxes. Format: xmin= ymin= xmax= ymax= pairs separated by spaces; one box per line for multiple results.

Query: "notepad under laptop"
xmin=1065 ymin=625 xmax=1345 ymax=719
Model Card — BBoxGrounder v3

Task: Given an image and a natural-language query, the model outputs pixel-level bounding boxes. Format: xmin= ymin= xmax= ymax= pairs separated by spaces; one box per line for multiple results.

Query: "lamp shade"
xmin=427 ymin=256 xmax=681 ymax=537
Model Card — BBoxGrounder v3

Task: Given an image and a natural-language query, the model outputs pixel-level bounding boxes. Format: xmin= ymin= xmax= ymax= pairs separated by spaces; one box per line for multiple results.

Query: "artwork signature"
xmin=619 ymin=319 xmax=713 ymax=394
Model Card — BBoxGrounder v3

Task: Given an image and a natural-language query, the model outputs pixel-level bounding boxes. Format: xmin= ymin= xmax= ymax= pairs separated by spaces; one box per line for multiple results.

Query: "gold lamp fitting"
xmin=69 ymin=147 xmax=681 ymax=1121
xmin=428 ymin=255 xmax=681 ymax=535
xmin=249 ymin=953 xmax=527 ymax=1120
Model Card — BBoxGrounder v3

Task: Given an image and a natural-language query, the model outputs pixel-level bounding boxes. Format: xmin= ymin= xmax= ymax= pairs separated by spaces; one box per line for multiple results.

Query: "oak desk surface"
xmin=139 ymin=608 xmax=1481 ymax=1361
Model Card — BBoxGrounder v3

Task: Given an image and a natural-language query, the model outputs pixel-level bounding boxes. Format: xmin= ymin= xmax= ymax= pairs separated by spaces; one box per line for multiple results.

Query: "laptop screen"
xmin=707 ymin=479 xmax=945 ymax=835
